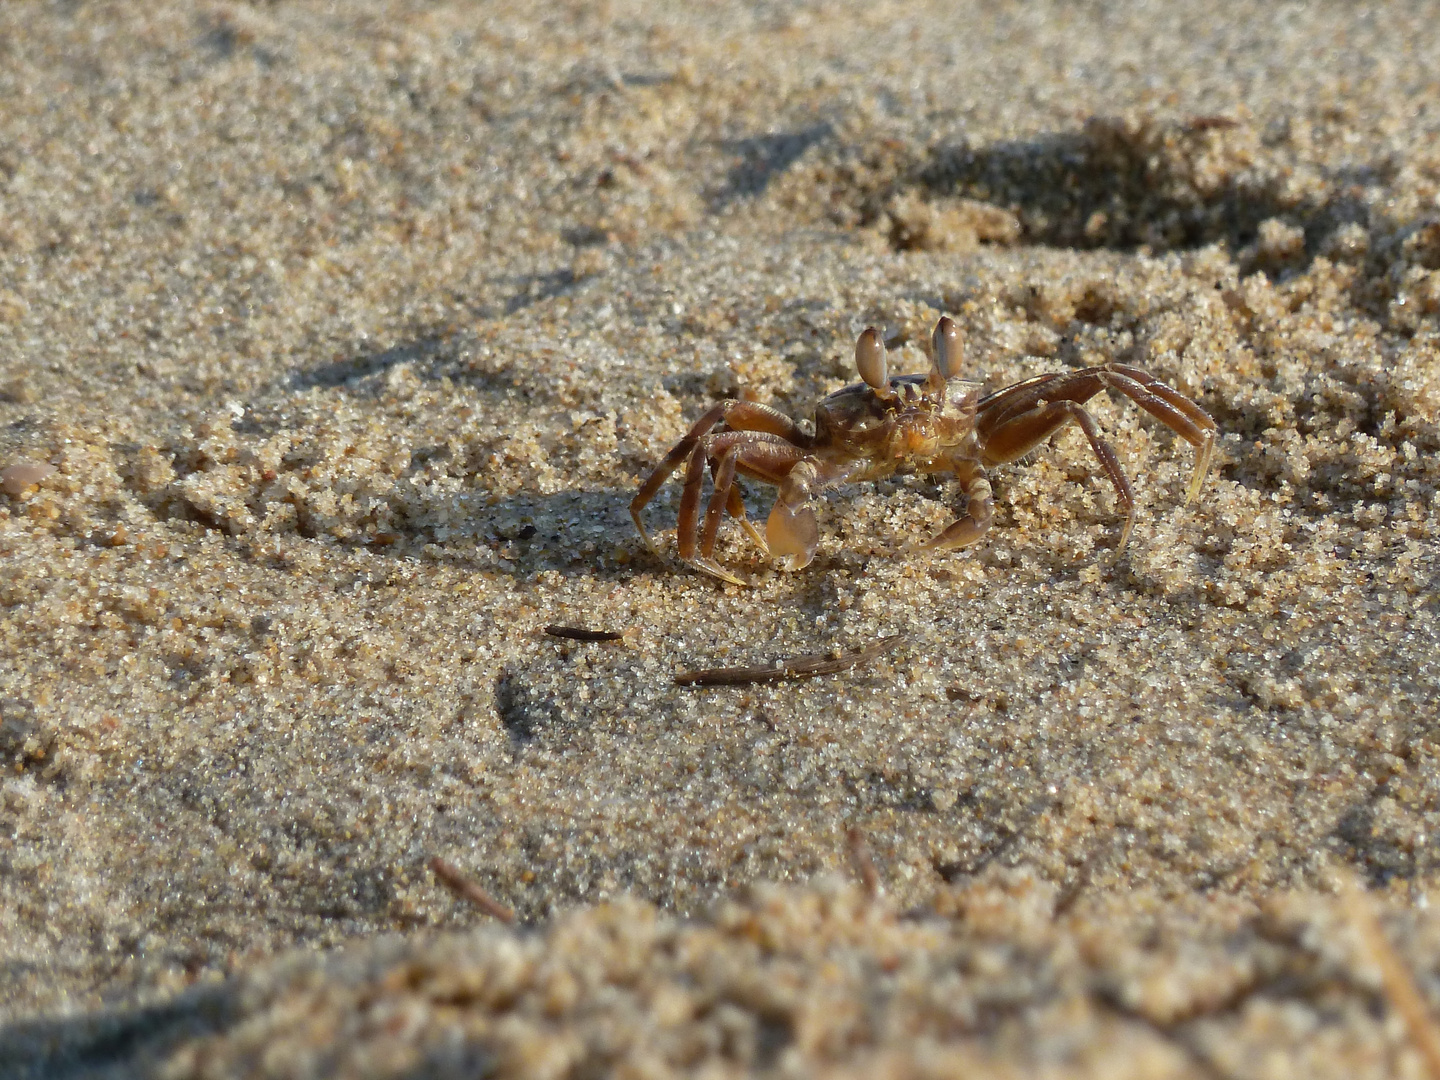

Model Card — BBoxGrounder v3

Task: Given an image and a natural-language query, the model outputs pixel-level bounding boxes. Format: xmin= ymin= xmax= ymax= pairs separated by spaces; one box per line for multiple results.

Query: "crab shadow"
xmin=170 ymin=480 xmax=648 ymax=586
xmin=501 ymin=268 xmax=589 ymax=315
xmin=413 ymin=486 xmax=646 ymax=583
xmin=290 ymin=337 xmax=449 ymax=391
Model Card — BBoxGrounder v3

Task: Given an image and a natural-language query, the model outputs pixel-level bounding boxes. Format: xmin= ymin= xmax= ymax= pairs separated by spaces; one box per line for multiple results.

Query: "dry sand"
xmin=2 ymin=1 xmax=1440 ymax=1076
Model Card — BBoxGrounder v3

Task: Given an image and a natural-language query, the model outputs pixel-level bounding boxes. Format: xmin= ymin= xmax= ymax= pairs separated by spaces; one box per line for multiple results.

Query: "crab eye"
xmin=931 ymin=316 xmax=963 ymax=380
xmin=855 ymin=327 xmax=890 ymax=394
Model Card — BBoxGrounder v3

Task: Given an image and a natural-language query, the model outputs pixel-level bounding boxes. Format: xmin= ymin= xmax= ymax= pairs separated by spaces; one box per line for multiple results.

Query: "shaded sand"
xmin=2 ymin=1 xmax=1439 ymax=1075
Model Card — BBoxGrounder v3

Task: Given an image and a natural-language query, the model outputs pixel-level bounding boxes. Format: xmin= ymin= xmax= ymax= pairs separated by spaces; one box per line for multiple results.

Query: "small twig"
xmin=544 ymin=624 xmax=624 ymax=642
xmin=1186 ymin=114 xmax=1241 ymax=132
xmin=846 ymin=826 xmax=882 ymax=898
xmin=1340 ymin=873 xmax=1440 ymax=1080
xmin=430 ymin=857 xmax=516 ymax=924
xmin=675 ymin=634 xmax=905 ymax=687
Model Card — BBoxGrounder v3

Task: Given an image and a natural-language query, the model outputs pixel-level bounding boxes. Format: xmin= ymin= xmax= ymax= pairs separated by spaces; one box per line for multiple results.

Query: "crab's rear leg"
xmin=979 ymin=367 xmax=1217 ymax=506
xmin=630 ymin=400 xmax=810 ymax=552
xmin=1102 ymin=365 xmax=1218 ymax=503
xmin=982 ymin=399 xmax=1139 ymax=550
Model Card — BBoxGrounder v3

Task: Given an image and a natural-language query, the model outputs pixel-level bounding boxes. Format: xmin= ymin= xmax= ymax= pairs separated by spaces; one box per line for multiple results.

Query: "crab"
xmin=630 ymin=317 xmax=1218 ymax=584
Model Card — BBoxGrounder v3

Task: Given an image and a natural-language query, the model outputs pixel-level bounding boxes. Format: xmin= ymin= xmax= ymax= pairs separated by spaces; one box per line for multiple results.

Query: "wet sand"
xmin=2 ymin=2 xmax=1439 ymax=1076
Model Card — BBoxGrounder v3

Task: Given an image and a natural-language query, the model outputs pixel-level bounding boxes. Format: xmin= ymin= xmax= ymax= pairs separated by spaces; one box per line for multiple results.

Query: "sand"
xmin=2 ymin=1 xmax=1439 ymax=1076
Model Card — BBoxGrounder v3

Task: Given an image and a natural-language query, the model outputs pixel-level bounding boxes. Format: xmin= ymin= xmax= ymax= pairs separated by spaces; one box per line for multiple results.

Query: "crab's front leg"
xmin=921 ymin=455 xmax=995 ymax=551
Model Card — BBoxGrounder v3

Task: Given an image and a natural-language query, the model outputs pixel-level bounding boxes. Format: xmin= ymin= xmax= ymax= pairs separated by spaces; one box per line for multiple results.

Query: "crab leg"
xmin=700 ymin=447 xmax=744 ymax=561
xmin=701 ymin=433 xmax=799 ymax=560
xmin=976 ymin=370 xmax=1078 ymax=429
xmin=1099 ymin=365 xmax=1217 ymax=503
xmin=724 ymin=484 xmax=768 ymax=553
xmin=981 ymin=398 xmax=1138 ymax=549
xmin=923 ymin=457 xmax=995 ymax=550
xmin=630 ymin=399 xmax=811 ymax=551
xmin=676 ymin=442 xmax=713 ymax=572
xmin=978 ymin=365 xmax=1217 ymax=503
xmin=678 ymin=432 xmax=811 ymax=584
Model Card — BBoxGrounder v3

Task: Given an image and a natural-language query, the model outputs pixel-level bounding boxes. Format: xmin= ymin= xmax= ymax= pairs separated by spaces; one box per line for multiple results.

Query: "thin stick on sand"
xmin=675 ymin=634 xmax=904 ymax=687
xmin=1340 ymin=874 xmax=1440 ymax=1080
xmin=846 ymin=826 xmax=882 ymax=898
xmin=430 ymin=857 xmax=517 ymax=924
xmin=544 ymin=624 xmax=625 ymax=642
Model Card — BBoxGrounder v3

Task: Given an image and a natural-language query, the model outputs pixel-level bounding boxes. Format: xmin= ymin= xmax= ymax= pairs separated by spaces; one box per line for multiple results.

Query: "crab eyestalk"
xmin=855 ymin=326 xmax=893 ymax=399
xmin=928 ymin=315 xmax=963 ymax=393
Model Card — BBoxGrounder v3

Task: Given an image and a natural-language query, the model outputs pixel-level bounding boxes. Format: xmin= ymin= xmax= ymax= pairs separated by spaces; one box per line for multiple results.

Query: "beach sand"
xmin=2 ymin=1 xmax=1439 ymax=1075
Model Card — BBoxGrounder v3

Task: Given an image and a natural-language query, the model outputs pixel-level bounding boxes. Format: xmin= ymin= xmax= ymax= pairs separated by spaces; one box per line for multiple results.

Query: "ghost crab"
xmin=631 ymin=317 xmax=1217 ymax=584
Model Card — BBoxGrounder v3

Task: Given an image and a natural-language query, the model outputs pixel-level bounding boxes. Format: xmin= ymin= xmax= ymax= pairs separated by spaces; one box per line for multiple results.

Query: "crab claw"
xmin=766 ymin=500 xmax=818 ymax=572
